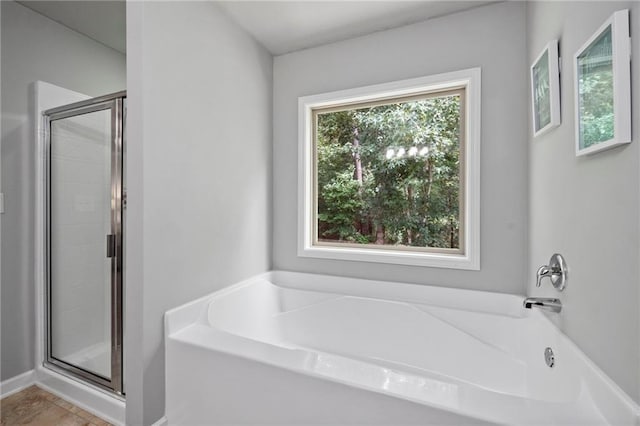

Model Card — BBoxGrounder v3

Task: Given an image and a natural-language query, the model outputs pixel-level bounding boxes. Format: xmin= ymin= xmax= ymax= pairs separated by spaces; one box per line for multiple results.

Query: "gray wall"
xmin=273 ymin=1 xmax=529 ymax=295
xmin=526 ymin=1 xmax=640 ymax=402
xmin=0 ymin=0 xmax=125 ymax=381
xmin=125 ymin=2 xmax=272 ymax=423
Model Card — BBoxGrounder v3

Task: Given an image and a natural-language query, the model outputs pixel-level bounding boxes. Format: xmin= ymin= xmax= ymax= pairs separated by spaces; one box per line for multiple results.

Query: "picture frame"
xmin=531 ymin=40 xmax=561 ymax=137
xmin=574 ymin=9 xmax=631 ymax=156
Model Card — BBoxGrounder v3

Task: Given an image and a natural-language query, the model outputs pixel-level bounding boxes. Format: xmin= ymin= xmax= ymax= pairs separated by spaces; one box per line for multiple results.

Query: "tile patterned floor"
xmin=0 ymin=385 xmax=112 ymax=426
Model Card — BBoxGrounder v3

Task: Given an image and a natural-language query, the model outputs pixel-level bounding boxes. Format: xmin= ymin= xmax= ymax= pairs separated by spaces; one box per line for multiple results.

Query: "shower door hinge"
xmin=106 ymin=234 xmax=116 ymax=258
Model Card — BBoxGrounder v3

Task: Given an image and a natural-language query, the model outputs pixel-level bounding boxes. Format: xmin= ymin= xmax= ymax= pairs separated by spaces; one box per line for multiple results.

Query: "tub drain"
xmin=544 ymin=347 xmax=555 ymax=368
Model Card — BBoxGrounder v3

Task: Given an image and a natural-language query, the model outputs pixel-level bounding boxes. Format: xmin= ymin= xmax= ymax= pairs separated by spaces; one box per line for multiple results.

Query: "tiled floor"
xmin=0 ymin=385 xmax=112 ymax=426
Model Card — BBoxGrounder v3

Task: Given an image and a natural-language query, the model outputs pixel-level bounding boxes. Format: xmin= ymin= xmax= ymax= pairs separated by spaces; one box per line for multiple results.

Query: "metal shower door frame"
xmin=43 ymin=91 xmax=125 ymax=395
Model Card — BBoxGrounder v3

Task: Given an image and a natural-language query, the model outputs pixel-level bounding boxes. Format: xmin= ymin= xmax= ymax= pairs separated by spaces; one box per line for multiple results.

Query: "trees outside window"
xmin=315 ymin=90 xmax=464 ymax=253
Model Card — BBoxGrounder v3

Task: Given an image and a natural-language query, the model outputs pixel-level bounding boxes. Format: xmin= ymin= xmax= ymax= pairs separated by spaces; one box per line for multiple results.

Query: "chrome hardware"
xmin=536 ymin=253 xmax=568 ymax=291
xmin=106 ymin=234 xmax=116 ymax=258
xmin=523 ymin=297 xmax=562 ymax=313
xmin=544 ymin=347 xmax=555 ymax=368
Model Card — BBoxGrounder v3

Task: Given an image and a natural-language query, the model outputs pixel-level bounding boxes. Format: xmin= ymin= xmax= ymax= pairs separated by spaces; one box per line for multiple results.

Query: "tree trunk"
xmin=425 ymin=158 xmax=433 ymax=198
xmin=406 ymin=185 xmax=413 ymax=244
xmin=375 ymin=224 xmax=385 ymax=245
xmin=447 ymin=194 xmax=455 ymax=248
xmin=360 ymin=219 xmax=370 ymax=237
xmin=450 ymin=225 xmax=455 ymax=248
xmin=353 ymin=127 xmax=365 ymax=235
xmin=353 ymin=127 xmax=363 ymax=184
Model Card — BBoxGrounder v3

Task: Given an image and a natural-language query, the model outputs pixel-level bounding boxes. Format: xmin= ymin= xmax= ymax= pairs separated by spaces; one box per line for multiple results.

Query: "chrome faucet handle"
xmin=535 ymin=265 xmax=553 ymax=287
xmin=536 ymin=253 xmax=568 ymax=291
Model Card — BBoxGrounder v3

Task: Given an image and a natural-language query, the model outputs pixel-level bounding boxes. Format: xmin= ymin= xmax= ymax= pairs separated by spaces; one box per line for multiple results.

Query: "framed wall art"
xmin=531 ymin=40 xmax=561 ymax=137
xmin=574 ymin=9 xmax=631 ymax=156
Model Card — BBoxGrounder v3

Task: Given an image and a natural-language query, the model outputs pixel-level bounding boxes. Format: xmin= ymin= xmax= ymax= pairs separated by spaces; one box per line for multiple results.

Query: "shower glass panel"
xmin=50 ymin=110 xmax=112 ymax=379
xmin=45 ymin=92 xmax=124 ymax=394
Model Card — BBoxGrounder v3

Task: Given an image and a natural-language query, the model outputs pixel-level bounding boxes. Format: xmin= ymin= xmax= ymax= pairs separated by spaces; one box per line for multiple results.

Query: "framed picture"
xmin=574 ymin=9 xmax=631 ymax=156
xmin=531 ymin=40 xmax=561 ymax=137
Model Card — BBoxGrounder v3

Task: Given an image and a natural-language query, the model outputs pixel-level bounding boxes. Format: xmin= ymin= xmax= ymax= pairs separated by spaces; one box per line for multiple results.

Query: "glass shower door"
xmin=45 ymin=94 xmax=124 ymax=394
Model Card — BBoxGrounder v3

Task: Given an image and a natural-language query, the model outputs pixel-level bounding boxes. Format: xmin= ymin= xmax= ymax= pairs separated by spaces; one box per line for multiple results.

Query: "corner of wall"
xmin=123 ymin=1 xmax=145 ymax=424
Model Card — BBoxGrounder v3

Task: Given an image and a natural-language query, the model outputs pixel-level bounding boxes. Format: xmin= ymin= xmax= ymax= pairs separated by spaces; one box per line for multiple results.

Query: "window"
xmin=298 ymin=68 xmax=480 ymax=269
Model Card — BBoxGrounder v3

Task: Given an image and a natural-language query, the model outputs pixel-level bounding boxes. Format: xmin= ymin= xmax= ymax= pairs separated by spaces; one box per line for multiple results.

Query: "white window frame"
xmin=298 ymin=68 xmax=481 ymax=270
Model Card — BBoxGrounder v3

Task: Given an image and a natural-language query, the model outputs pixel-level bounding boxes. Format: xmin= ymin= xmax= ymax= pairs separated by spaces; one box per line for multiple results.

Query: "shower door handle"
xmin=106 ymin=234 xmax=116 ymax=258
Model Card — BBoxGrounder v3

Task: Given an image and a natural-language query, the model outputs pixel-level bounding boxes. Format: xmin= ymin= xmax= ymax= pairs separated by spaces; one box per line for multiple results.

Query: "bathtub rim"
xmin=165 ymin=270 xmax=526 ymax=336
xmin=164 ymin=270 xmax=640 ymax=424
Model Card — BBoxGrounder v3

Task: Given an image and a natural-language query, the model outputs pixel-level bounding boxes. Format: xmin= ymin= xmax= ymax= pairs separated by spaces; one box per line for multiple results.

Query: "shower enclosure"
xmin=43 ymin=91 xmax=125 ymax=395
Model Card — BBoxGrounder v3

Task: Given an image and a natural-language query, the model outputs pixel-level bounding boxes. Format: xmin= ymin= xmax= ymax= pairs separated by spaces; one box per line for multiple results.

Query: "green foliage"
xmin=317 ymin=171 xmax=365 ymax=242
xmin=316 ymin=94 xmax=462 ymax=249
xmin=578 ymin=28 xmax=614 ymax=148
xmin=579 ymin=69 xmax=614 ymax=148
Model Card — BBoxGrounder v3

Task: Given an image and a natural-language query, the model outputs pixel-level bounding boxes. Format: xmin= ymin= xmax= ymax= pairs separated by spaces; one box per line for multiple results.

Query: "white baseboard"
xmin=37 ymin=367 xmax=125 ymax=425
xmin=151 ymin=415 xmax=168 ymax=426
xmin=0 ymin=370 xmax=36 ymax=398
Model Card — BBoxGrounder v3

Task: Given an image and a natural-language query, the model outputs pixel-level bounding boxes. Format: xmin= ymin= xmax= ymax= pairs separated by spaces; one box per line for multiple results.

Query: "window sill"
xmin=298 ymin=244 xmax=480 ymax=270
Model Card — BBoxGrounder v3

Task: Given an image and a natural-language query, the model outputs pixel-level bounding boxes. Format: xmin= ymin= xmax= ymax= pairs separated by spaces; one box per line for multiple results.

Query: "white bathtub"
xmin=165 ymin=271 xmax=638 ymax=425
